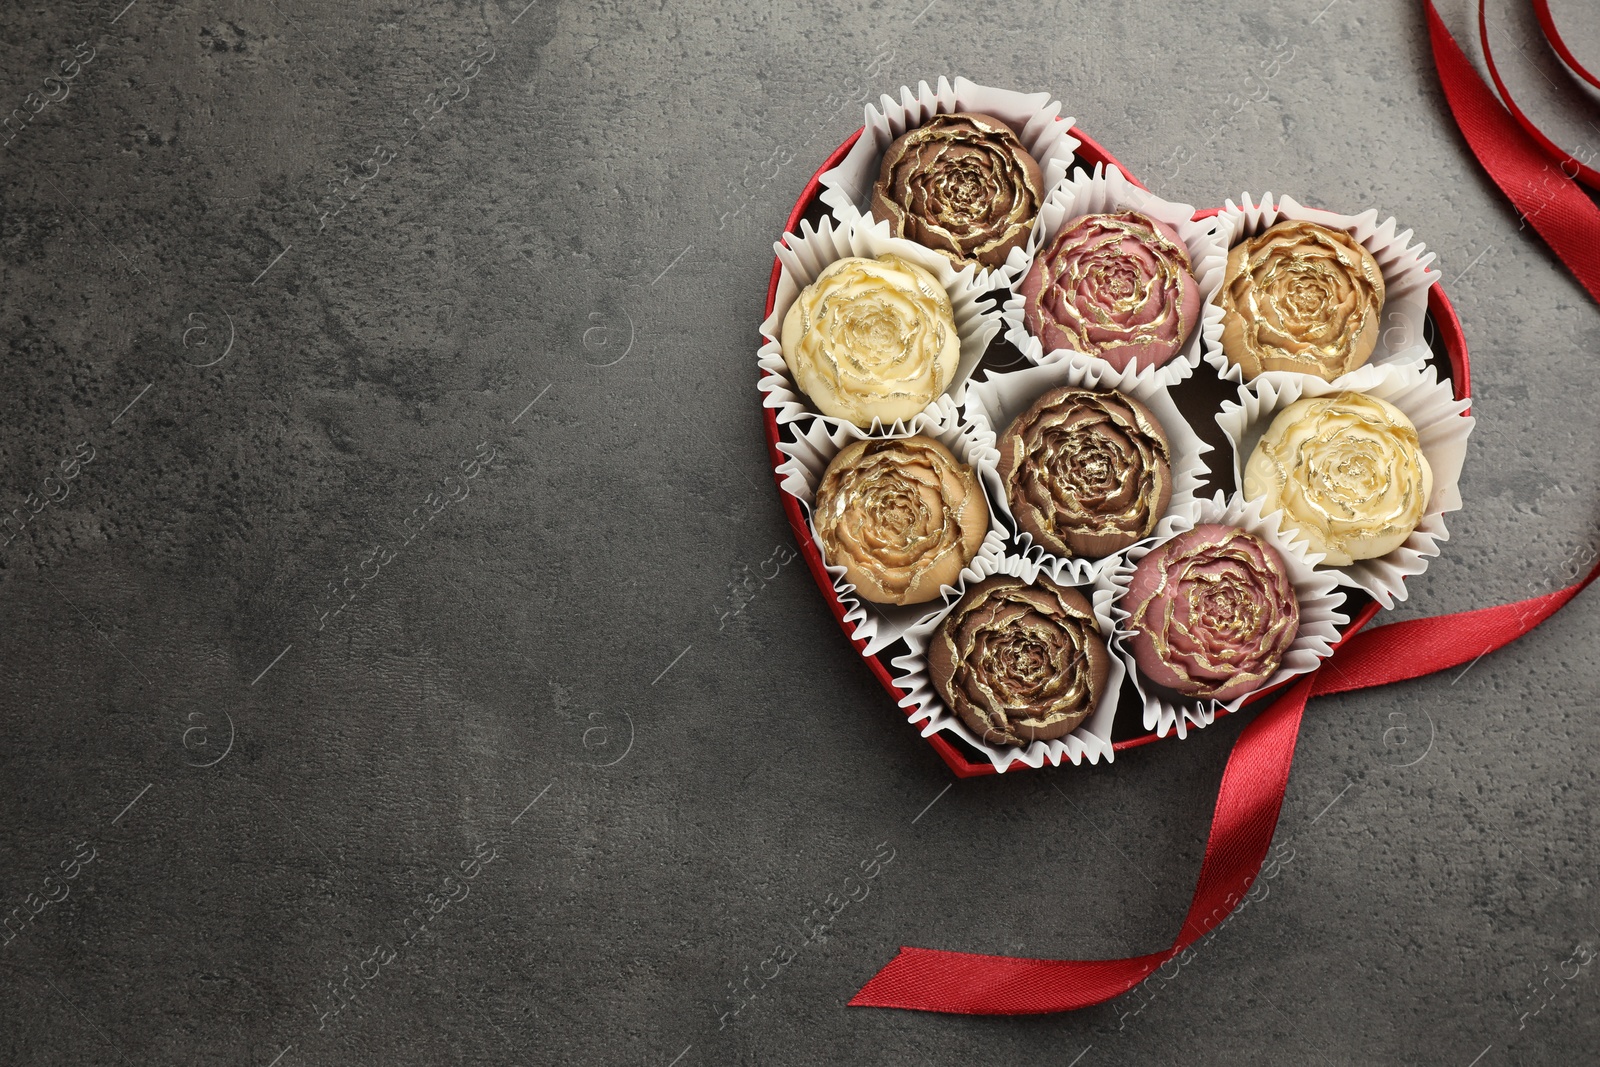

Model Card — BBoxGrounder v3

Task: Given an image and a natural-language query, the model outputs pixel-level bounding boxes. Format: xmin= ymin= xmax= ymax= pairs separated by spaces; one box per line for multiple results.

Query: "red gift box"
xmin=761 ymin=128 xmax=1473 ymax=778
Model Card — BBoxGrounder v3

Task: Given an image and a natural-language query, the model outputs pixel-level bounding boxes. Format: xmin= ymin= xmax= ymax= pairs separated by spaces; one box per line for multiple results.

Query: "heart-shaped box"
xmin=761 ymin=128 xmax=1473 ymax=778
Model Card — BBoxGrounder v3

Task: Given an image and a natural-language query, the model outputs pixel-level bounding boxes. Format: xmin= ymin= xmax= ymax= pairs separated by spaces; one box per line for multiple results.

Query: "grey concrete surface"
xmin=0 ymin=0 xmax=1597 ymax=1064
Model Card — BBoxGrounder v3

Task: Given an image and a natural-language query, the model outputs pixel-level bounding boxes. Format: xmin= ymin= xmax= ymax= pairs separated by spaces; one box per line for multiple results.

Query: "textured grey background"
xmin=1 ymin=0 xmax=1597 ymax=1064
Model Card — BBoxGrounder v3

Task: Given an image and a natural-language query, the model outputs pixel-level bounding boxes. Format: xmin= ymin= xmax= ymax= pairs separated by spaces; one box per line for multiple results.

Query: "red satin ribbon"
xmin=851 ymin=557 xmax=1600 ymax=1014
xmin=1438 ymin=2 xmax=1600 ymax=304
xmin=1477 ymin=0 xmax=1600 ymax=192
xmin=849 ymin=1 xmax=1600 ymax=1015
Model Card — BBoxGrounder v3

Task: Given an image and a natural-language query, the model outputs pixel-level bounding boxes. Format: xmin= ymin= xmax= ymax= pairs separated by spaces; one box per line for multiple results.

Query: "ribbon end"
xmin=848 ymin=947 xmax=916 ymax=1008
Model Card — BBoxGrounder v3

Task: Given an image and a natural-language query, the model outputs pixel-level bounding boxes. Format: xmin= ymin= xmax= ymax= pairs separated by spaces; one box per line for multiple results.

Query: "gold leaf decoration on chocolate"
xmin=1244 ymin=391 xmax=1432 ymax=567
xmin=813 ymin=435 xmax=989 ymax=606
xmin=1019 ymin=211 xmax=1201 ymax=373
xmin=996 ymin=387 xmax=1173 ymax=559
xmin=781 ymin=254 xmax=960 ymax=428
xmin=1219 ymin=219 xmax=1386 ymax=382
xmin=927 ymin=575 xmax=1109 ymax=747
xmin=1125 ymin=525 xmax=1299 ymax=702
xmin=870 ymin=112 xmax=1045 ymax=270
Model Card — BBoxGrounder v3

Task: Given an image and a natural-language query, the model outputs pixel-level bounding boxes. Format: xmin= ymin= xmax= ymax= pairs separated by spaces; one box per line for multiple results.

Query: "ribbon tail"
xmin=1315 ymin=556 xmax=1600 ymax=697
xmin=848 ymin=948 xmax=1174 ymax=1015
xmin=1176 ymin=676 xmax=1310 ymax=943
xmin=849 ymin=678 xmax=1315 ymax=1014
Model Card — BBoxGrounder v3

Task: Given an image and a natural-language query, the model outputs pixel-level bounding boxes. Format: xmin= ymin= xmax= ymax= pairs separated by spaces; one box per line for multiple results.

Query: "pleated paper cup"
xmin=758 ymin=214 xmax=1002 ymax=437
xmin=1000 ymin=164 xmax=1228 ymax=392
xmin=816 ymin=76 xmax=1081 ymax=287
xmin=960 ymin=358 xmax=1211 ymax=581
xmin=1215 ymin=358 xmax=1473 ymax=609
xmin=891 ymin=551 xmax=1123 ymax=772
xmin=1206 ymin=192 xmax=1439 ymax=387
xmin=772 ymin=395 xmax=1009 ymax=657
xmin=1106 ymin=491 xmax=1348 ymax=740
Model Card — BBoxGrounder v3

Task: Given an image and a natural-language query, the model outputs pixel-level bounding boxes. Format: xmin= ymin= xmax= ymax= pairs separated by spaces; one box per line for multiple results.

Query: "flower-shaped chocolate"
xmin=1019 ymin=211 xmax=1201 ymax=373
xmin=1125 ymin=525 xmax=1299 ymax=702
xmin=997 ymin=387 xmax=1173 ymax=559
xmin=1244 ymin=392 xmax=1432 ymax=567
xmin=870 ymin=112 xmax=1045 ymax=270
xmin=928 ymin=575 xmax=1110 ymax=746
xmin=781 ymin=254 xmax=960 ymax=428
xmin=813 ymin=435 xmax=989 ymax=606
xmin=1219 ymin=220 xmax=1386 ymax=382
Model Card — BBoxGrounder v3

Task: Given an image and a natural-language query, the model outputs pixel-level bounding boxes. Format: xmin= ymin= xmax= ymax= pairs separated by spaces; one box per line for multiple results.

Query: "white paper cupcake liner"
xmin=1107 ymin=491 xmax=1348 ymax=740
xmin=758 ymin=214 xmax=1003 ymax=437
xmin=815 ymin=76 xmax=1082 ymax=288
xmin=1215 ymin=358 xmax=1473 ymax=609
xmin=772 ymin=395 xmax=1009 ymax=657
xmin=1000 ymin=164 xmax=1229 ymax=392
xmin=960 ymin=359 xmax=1211 ymax=581
xmin=1205 ymin=192 xmax=1440 ymax=387
xmin=890 ymin=551 xmax=1124 ymax=772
